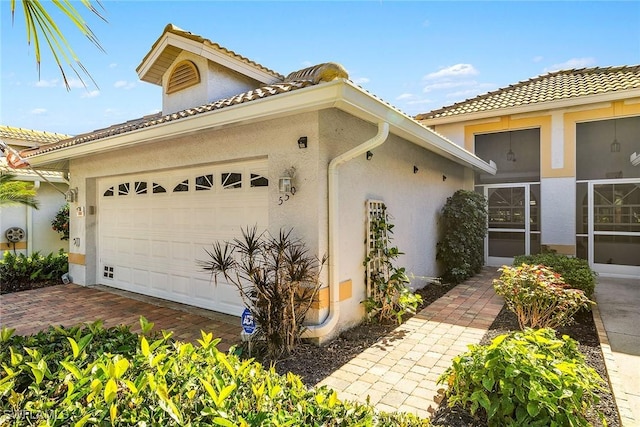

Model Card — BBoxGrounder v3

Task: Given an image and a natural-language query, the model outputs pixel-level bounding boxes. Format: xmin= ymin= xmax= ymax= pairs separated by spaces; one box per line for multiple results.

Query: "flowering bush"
xmin=493 ymin=264 xmax=594 ymax=329
xmin=51 ymin=203 xmax=69 ymax=240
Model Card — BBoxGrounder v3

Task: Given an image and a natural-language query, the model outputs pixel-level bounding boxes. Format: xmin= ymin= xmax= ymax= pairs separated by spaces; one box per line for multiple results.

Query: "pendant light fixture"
xmin=610 ymin=120 xmax=621 ymax=153
xmin=506 ymin=131 xmax=516 ymax=162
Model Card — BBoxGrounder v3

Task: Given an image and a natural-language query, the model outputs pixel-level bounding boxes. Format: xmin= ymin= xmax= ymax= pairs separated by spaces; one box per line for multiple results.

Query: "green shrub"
xmin=363 ymin=207 xmax=422 ymax=324
xmin=436 ymin=190 xmax=488 ymax=284
xmin=0 ymin=320 xmax=429 ymax=426
xmin=0 ymin=249 xmax=68 ymax=293
xmin=513 ymin=253 xmax=597 ymax=298
xmin=438 ymin=328 xmax=606 ymax=427
xmin=493 ymin=264 xmax=594 ymax=329
xmin=51 ymin=203 xmax=70 ymax=240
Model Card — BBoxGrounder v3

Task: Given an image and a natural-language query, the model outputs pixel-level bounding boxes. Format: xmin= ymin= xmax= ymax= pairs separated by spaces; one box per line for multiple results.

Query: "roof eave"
xmin=27 ymin=80 xmax=496 ymax=175
xmin=420 ymin=89 xmax=640 ymax=125
xmin=137 ymin=29 xmax=282 ymax=86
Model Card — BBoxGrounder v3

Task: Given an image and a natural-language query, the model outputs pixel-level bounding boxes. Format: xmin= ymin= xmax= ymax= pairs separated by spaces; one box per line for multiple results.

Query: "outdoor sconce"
xmin=298 ymin=137 xmax=308 ymax=149
xmin=366 ymin=151 xmax=373 ymax=160
xmin=442 ymin=175 xmax=447 ymax=181
xmin=65 ymin=187 xmax=78 ymax=203
xmin=413 ymin=166 xmax=419 ymax=174
xmin=278 ymin=167 xmax=296 ymax=195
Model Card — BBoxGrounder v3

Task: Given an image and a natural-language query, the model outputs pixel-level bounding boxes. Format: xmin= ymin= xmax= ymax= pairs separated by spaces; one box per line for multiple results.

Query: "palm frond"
xmin=13 ymin=0 xmax=106 ymax=90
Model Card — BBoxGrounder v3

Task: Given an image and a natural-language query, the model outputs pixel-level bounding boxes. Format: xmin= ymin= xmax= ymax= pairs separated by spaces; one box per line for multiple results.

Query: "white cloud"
xmin=109 ymin=63 xmax=118 ymax=69
xmin=114 ymin=80 xmax=136 ymax=90
xmin=67 ymin=78 xmax=86 ymax=89
xmin=30 ymin=108 xmax=47 ymax=115
xmin=81 ymin=90 xmax=100 ymax=98
xmin=423 ymin=80 xmax=477 ymax=93
xmin=545 ymin=57 xmax=596 ymax=72
xmin=301 ymin=60 xmax=312 ymax=68
xmin=352 ymin=77 xmax=370 ymax=85
xmin=532 ymin=56 xmax=544 ymax=63
xmin=396 ymin=93 xmax=415 ymax=101
xmin=424 ymin=64 xmax=478 ymax=80
xmin=35 ymin=79 xmax=59 ymax=87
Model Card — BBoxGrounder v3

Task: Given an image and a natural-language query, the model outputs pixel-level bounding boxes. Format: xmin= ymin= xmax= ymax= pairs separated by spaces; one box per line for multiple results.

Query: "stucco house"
xmin=17 ymin=24 xmax=495 ymax=340
xmin=1 ymin=126 xmax=69 ymax=256
xmin=417 ymin=65 xmax=640 ymax=279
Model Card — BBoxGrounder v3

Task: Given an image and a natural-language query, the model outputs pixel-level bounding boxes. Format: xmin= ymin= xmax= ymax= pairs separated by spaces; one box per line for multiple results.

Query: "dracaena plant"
xmin=199 ymin=226 xmax=326 ymax=360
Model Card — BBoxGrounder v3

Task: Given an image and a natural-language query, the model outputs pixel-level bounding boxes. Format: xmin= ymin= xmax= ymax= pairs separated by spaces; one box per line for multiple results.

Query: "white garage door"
xmin=98 ymin=159 xmax=269 ymax=316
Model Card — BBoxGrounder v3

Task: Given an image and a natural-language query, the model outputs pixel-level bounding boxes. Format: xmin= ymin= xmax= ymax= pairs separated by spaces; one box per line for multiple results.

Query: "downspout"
xmin=27 ymin=181 xmax=40 ymax=256
xmin=304 ymin=121 xmax=390 ymax=338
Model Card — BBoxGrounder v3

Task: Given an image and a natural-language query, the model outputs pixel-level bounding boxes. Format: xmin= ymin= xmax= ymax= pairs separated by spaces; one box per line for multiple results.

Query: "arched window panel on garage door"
xmin=104 ymin=186 xmax=114 ymax=197
xmin=195 ymin=174 xmax=214 ymax=191
xmin=118 ymin=183 xmax=130 ymax=196
xmin=250 ymin=173 xmax=269 ymax=187
xmin=222 ymin=172 xmax=242 ymax=189
xmin=173 ymin=179 xmax=189 ymax=192
xmin=135 ymin=181 xmax=148 ymax=194
xmin=152 ymin=183 xmax=166 ymax=194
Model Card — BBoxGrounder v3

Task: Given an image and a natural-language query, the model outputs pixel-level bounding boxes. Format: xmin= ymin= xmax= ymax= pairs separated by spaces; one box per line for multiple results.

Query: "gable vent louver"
xmin=167 ymin=60 xmax=200 ymax=94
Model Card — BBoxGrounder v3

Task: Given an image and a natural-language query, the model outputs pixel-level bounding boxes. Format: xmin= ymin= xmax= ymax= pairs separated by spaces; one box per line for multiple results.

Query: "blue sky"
xmin=1 ymin=1 xmax=639 ymax=136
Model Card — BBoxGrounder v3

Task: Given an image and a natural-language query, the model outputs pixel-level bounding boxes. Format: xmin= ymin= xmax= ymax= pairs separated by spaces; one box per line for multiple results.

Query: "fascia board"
xmin=136 ymin=36 xmax=172 ymax=83
xmin=28 ymin=80 xmax=496 ymax=174
xmin=138 ymin=33 xmax=280 ymax=85
xmin=26 ymin=84 xmax=343 ymax=167
xmin=422 ymin=89 xmax=640 ymax=125
xmin=334 ymin=82 xmax=497 ymax=174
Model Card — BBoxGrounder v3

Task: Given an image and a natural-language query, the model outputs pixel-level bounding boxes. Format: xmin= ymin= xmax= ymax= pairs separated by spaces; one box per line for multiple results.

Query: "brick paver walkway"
xmin=1 ymin=269 xmax=503 ymax=420
xmin=0 ymin=284 xmax=242 ymax=351
xmin=317 ymin=268 xmax=503 ymax=418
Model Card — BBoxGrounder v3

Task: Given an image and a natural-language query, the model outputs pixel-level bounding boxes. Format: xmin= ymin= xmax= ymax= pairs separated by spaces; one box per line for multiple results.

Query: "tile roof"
xmin=137 ymin=24 xmax=285 ymax=84
xmin=21 ymin=80 xmax=317 ymax=158
xmin=0 ymin=126 xmax=72 ymax=146
xmin=416 ymin=65 xmax=640 ymax=120
xmin=22 ymin=61 xmax=354 ymax=159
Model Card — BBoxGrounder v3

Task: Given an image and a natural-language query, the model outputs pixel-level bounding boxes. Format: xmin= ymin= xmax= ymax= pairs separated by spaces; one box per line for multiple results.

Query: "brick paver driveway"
xmin=0 ymin=284 xmax=242 ymax=351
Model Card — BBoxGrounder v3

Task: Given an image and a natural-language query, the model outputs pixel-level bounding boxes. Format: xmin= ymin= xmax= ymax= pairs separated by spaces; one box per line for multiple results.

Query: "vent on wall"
xmin=103 ymin=265 xmax=114 ymax=279
xmin=166 ymin=60 xmax=200 ymax=94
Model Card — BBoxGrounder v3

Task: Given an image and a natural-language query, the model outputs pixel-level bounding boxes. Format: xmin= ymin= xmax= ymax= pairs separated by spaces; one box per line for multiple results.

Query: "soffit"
xmin=137 ymin=24 xmax=284 ymax=85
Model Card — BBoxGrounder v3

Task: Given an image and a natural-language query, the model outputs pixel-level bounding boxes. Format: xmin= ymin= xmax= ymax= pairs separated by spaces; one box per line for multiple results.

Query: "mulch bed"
xmin=0 ymin=280 xmax=61 ymax=295
xmin=8 ymin=278 xmax=620 ymax=426
xmin=275 ymin=282 xmax=620 ymax=427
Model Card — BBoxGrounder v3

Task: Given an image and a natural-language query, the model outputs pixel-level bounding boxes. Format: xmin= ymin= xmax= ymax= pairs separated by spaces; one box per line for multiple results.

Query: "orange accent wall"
xmin=1 ymin=241 xmax=27 ymax=250
xmin=564 ymin=100 xmax=640 ymax=177
xmin=464 ymin=115 xmax=553 ymax=176
xmin=68 ymin=252 xmax=86 ymax=265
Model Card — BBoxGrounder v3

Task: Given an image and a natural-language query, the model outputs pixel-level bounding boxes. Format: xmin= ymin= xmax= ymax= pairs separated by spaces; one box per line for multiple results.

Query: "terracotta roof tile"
xmin=22 ymin=80 xmax=316 ymax=158
xmin=416 ymin=65 xmax=640 ymax=120
xmin=138 ymin=24 xmax=285 ymax=83
xmin=0 ymin=126 xmax=72 ymax=146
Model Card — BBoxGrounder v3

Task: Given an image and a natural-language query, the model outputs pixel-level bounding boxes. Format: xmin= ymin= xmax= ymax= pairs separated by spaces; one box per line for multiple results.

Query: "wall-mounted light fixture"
xmin=298 ymin=137 xmax=308 ymax=149
xmin=366 ymin=151 xmax=373 ymax=161
xmin=442 ymin=175 xmax=447 ymax=181
xmin=65 ymin=187 xmax=78 ymax=203
xmin=413 ymin=166 xmax=419 ymax=174
xmin=278 ymin=167 xmax=296 ymax=195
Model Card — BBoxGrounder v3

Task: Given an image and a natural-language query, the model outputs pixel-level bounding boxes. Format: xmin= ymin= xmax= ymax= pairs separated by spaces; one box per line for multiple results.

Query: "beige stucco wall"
xmin=161 ymin=51 xmax=263 ymax=115
xmin=0 ymin=181 xmax=68 ymax=256
xmin=319 ymin=109 xmax=470 ymax=332
xmin=67 ymin=111 xmax=323 ymax=287
xmin=67 ymin=107 xmax=472 ymax=337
